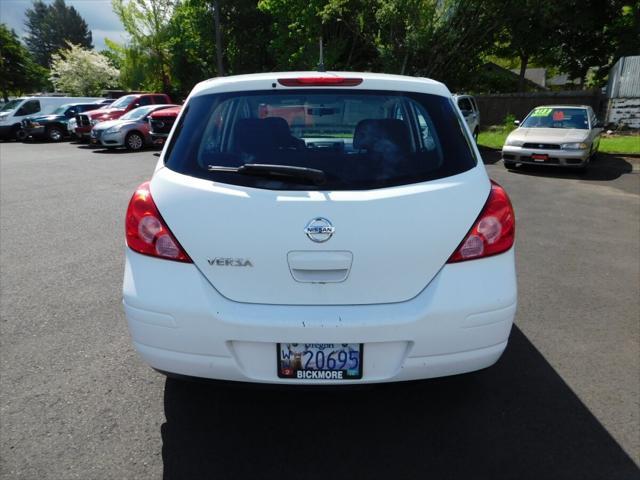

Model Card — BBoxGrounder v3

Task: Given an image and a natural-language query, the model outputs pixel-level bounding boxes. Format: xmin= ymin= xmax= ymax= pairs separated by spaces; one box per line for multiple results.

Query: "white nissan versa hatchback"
xmin=123 ymin=72 xmax=517 ymax=384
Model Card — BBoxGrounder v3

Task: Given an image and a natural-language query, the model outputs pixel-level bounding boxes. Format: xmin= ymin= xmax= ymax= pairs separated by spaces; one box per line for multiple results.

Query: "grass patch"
xmin=477 ymin=130 xmax=509 ymax=150
xmin=599 ymin=136 xmax=640 ymax=155
xmin=478 ymin=129 xmax=640 ymax=155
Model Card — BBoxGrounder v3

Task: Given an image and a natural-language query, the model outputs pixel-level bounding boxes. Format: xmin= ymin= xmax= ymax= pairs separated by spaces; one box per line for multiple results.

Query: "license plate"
xmin=277 ymin=343 xmax=363 ymax=380
xmin=531 ymin=153 xmax=548 ymax=162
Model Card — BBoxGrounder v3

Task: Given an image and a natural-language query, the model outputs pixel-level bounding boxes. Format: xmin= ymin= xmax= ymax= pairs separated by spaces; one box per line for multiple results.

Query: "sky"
xmin=0 ymin=0 xmax=128 ymax=51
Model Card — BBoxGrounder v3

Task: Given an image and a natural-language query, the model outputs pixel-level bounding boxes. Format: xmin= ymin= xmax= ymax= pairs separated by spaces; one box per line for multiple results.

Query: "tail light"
xmin=448 ymin=181 xmax=515 ymax=263
xmin=278 ymin=77 xmax=363 ymax=87
xmin=125 ymin=182 xmax=192 ymax=262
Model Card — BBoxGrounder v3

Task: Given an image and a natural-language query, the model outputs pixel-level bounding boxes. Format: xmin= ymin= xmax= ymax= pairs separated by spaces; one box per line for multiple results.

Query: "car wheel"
xmin=47 ymin=126 xmax=64 ymax=142
xmin=14 ymin=128 xmax=28 ymax=142
xmin=504 ymin=161 xmax=516 ymax=169
xmin=125 ymin=132 xmax=144 ymax=151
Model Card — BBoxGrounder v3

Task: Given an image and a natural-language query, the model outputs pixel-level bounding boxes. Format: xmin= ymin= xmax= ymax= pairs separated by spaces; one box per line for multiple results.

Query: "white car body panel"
xmin=152 ymin=166 xmax=490 ymax=305
xmin=124 ymin=71 xmax=517 ymax=383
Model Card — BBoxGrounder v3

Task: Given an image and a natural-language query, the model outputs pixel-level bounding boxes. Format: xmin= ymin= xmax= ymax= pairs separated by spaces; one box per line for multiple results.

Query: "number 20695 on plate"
xmin=277 ymin=343 xmax=363 ymax=380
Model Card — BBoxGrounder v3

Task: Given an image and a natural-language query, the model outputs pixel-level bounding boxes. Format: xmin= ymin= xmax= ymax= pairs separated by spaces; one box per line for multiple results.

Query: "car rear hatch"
xmin=152 ymin=168 xmax=487 ymax=305
xmin=150 ymin=79 xmax=488 ymax=305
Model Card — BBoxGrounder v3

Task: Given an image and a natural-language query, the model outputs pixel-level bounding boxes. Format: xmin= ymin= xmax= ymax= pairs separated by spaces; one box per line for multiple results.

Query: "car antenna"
xmin=317 ymin=37 xmax=325 ymax=72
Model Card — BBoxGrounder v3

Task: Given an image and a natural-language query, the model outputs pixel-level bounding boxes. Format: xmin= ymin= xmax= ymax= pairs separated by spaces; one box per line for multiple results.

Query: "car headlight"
xmin=504 ymin=137 xmax=521 ymax=147
xmin=90 ymin=119 xmax=103 ymax=126
xmin=31 ymin=122 xmax=41 ymax=127
xmin=104 ymin=127 xmax=120 ymax=134
xmin=560 ymin=142 xmax=589 ymax=150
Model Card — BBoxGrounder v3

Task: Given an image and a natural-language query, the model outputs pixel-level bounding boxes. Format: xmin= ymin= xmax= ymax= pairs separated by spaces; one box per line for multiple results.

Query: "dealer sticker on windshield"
xmin=531 ymin=107 xmax=553 ymax=117
xmin=277 ymin=343 xmax=363 ymax=380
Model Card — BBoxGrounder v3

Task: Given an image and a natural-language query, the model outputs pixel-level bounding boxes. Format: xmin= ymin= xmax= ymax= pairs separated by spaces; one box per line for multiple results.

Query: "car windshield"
xmin=109 ymin=95 xmax=136 ymax=109
xmin=165 ymin=89 xmax=477 ymax=191
xmin=1 ymin=99 xmax=23 ymax=112
xmin=120 ymin=105 xmax=156 ymax=120
xmin=521 ymin=107 xmax=589 ymax=129
xmin=52 ymin=105 xmax=71 ymax=115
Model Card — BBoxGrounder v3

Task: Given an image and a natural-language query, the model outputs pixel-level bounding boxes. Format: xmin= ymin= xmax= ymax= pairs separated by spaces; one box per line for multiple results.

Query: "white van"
xmin=0 ymin=96 xmax=104 ymax=141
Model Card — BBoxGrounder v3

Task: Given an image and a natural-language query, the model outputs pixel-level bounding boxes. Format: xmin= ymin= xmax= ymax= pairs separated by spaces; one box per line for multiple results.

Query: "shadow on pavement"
xmin=481 ymin=148 xmax=635 ymax=181
xmin=480 ymin=147 xmax=502 ymax=165
xmin=160 ymin=327 xmax=639 ymax=480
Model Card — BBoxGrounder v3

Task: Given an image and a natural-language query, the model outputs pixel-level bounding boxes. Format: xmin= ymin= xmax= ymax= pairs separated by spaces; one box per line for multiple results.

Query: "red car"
xmin=73 ymin=93 xmax=171 ymax=141
xmin=148 ymin=105 xmax=181 ymax=146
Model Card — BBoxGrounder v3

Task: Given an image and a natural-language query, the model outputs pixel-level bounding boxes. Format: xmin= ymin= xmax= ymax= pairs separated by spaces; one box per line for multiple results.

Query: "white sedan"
xmin=123 ymin=72 xmax=517 ymax=384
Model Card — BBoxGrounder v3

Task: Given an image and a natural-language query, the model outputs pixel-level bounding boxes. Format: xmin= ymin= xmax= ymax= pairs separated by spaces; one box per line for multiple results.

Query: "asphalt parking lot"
xmin=1 ymin=140 xmax=639 ymax=479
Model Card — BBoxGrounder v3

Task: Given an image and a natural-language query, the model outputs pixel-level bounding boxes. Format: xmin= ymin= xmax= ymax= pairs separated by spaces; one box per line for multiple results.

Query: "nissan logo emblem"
xmin=304 ymin=217 xmax=335 ymax=243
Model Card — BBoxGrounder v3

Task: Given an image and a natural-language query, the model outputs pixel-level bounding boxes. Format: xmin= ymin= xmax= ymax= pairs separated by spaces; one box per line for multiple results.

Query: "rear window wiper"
xmin=207 ymin=163 xmax=326 ymax=186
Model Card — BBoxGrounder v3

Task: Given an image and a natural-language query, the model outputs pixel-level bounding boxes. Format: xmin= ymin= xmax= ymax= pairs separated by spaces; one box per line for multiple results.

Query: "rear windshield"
xmin=521 ymin=107 xmax=589 ymax=129
xmin=165 ymin=90 xmax=477 ymax=190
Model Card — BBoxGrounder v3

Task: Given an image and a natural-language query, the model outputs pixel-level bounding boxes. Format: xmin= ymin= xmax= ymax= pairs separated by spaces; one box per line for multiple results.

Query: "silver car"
xmin=90 ymin=104 xmax=177 ymax=151
xmin=502 ymin=105 xmax=602 ymax=170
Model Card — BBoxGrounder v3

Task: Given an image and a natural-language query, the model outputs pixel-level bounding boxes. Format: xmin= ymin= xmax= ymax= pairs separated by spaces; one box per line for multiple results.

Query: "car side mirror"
xmin=513 ymin=120 xmax=520 ymax=126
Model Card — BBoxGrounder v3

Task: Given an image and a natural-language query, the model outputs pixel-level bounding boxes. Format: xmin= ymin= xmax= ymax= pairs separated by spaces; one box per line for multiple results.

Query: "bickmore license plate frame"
xmin=277 ymin=343 xmax=363 ymax=380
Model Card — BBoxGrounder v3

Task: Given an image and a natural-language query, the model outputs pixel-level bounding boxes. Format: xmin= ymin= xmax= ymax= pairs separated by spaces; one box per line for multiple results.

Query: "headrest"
xmin=353 ymin=119 xmax=411 ymax=154
xmin=233 ymin=117 xmax=299 ymax=154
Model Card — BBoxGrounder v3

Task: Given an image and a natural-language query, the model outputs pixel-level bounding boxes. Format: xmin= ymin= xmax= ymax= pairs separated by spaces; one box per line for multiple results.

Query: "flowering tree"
xmin=49 ymin=43 xmax=120 ymax=95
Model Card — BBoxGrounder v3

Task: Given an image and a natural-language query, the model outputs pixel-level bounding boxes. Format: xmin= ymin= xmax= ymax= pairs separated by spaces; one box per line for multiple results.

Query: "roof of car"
xmin=191 ymin=71 xmax=450 ymax=98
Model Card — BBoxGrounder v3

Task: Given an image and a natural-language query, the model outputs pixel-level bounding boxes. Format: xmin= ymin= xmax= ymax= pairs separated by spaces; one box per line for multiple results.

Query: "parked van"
xmin=0 ymin=96 xmax=103 ymax=141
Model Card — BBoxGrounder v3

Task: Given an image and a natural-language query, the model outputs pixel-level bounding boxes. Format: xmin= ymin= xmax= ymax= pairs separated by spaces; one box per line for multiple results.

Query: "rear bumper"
xmin=123 ymin=248 xmax=517 ymax=384
xmin=502 ymin=145 xmax=590 ymax=167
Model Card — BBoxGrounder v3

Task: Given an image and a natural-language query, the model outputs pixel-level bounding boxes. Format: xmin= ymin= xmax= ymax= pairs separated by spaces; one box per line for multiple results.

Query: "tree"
xmin=0 ymin=24 xmax=49 ymax=100
xmin=552 ymin=0 xmax=621 ymax=87
xmin=49 ymin=43 xmax=120 ymax=95
xmin=257 ymin=0 xmax=509 ymax=90
xmin=495 ymin=0 xmax=560 ymax=91
xmin=24 ymin=0 xmax=93 ymax=67
xmin=112 ymin=0 xmax=174 ymax=94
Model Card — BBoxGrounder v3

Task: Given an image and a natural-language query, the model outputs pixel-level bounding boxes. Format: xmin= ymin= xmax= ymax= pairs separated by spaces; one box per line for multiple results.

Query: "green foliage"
xmin=0 ymin=23 xmax=49 ymax=100
xmin=503 ymin=113 xmax=517 ymax=132
xmin=105 ymin=0 xmax=638 ymax=98
xmin=111 ymin=0 xmax=173 ymax=93
xmin=49 ymin=43 xmax=120 ymax=95
xmin=24 ymin=0 xmax=93 ymax=67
